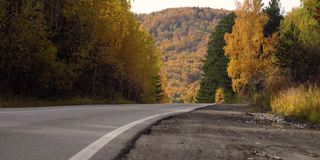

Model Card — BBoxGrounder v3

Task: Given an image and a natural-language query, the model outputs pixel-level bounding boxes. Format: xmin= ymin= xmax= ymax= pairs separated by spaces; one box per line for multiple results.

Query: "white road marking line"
xmin=68 ymin=108 xmax=194 ymax=160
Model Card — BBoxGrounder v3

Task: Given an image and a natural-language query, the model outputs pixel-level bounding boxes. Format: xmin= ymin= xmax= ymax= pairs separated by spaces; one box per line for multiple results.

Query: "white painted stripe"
xmin=68 ymin=108 xmax=194 ymax=160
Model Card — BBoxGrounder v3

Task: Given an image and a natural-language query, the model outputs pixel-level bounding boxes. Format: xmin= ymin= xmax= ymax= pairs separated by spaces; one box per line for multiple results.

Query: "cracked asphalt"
xmin=118 ymin=104 xmax=320 ymax=160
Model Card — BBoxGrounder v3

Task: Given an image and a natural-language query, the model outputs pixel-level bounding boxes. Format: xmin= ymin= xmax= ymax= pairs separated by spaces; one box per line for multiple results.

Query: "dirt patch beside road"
xmin=117 ymin=104 xmax=320 ymax=160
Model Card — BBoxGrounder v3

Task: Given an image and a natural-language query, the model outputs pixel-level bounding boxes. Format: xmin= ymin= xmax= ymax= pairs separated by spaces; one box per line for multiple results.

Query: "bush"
xmin=271 ymin=85 xmax=320 ymax=123
xmin=215 ymin=87 xmax=225 ymax=104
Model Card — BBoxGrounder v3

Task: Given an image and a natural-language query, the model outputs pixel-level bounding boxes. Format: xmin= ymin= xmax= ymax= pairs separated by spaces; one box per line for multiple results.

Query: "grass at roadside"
xmin=0 ymin=97 xmax=134 ymax=108
xmin=271 ymin=86 xmax=320 ymax=123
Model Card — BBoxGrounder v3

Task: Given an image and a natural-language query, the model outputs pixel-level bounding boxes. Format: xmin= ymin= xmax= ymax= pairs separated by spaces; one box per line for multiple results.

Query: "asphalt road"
xmin=0 ymin=104 xmax=209 ymax=160
xmin=120 ymin=104 xmax=320 ymax=160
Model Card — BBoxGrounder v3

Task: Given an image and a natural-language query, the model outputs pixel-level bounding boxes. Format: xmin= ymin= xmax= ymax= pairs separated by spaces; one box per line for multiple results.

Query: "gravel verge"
xmin=117 ymin=104 xmax=320 ymax=160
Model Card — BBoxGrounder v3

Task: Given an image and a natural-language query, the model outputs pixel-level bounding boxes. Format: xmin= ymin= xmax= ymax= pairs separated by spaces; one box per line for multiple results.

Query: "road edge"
xmin=89 ymin=104 xmax=213 ymax=160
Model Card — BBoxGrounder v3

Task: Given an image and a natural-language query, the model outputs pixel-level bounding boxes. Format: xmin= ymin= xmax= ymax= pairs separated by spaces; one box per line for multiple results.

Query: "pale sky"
xmin=131 ymin=0 xmax=301 ymax=14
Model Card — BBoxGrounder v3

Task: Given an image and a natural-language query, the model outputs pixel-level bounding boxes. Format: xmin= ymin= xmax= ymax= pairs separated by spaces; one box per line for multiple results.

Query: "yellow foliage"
xmin=224 ymin=0 xmax=278 ymax=93
xmin=215 ymin=87 xmax=225 ymax=104
xmin=139 ymin=8 xmax=230 ymax=102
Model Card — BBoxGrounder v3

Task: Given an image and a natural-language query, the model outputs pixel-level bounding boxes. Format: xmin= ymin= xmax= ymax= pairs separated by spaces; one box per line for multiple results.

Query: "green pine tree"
xmin=263 ymin=0 xmax=283 ymax=37
xmin=197 ymin=13 xmax=235 ymax=103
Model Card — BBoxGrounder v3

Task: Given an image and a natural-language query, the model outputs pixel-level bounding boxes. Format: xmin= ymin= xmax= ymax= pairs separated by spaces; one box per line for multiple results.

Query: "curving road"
xmin=0 ymin=104 xmax=210 ymax=160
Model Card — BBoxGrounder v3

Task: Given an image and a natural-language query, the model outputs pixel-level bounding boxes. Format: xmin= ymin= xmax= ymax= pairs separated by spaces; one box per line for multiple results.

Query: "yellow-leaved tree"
xmin=224 ymin=0 xmax=278 ymax=95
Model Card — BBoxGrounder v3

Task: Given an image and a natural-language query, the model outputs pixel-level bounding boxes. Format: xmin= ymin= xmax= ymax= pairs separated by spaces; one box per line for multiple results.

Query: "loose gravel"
xmin=118 ymin=104 xmax=320 ymax=160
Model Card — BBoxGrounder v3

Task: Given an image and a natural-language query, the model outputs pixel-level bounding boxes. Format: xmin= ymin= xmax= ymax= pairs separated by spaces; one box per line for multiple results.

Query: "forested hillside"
xmin=138 ymin=7 xmax=230 ymax=102
xmin=0 ymin=0 xmax=163 ymax=105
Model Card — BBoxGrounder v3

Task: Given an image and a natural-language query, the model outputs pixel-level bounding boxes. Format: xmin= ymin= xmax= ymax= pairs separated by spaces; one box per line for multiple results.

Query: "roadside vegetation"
xmin=272 ymin=86 xmax=320 ymax=123
xmin=197 ymin=0 xmax=320 ymax=123
xmin=0 ymin=97 xmax=133 ymax=108
xmin=197 ymin=13 xmax=235 ymax=103
xmin=0 ymin=0 xmax=319 ymax=123
xmin=214 ymin=87 xmax=225 ymax=104
xmin=0 ymin=0 xmax=168 ymax=107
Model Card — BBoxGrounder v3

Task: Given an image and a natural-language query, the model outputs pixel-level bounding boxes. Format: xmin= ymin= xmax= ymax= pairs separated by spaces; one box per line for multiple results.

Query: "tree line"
xmin=138 ymin=8 xmax=229 ymax=103
xmin=0 ymin=0 xmax=164 ymax=103
xmin=197 ymin=0 xmax=320 ymax=106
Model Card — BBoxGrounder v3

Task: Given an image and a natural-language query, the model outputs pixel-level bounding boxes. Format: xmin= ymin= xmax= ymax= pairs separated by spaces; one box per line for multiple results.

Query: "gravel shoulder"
xmin=117 ymin=104 xmax=320 ymax=160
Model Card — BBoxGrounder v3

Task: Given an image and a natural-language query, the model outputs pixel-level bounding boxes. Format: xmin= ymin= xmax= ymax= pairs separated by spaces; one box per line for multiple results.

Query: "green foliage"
xmin=303 ymin=0 xmax=320 ymax=24
xmin=277 ymin=6 xmax=320 ymax=83
xmin=262 ymin=0 xmax=283 ymax=37
xmin=272 ymin=86 xmax=320 ymax=123
xmin=0 ymin=0 xmax=64 ymax=97
xmin=271 ymin=0 xmax=320 ymax=123
xmin=197 ymin=13 xmax=235 ymax=103
xmin=138 ymin=7 xmax=230 ymax=103
xmin=0 ymin=0 xmax=163 ymax=104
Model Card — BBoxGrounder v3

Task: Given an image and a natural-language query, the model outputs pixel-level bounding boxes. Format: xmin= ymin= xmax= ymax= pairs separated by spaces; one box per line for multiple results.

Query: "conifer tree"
xmin=263 ymin=0 xmax=283 ymax=37
xmin=197 ymin=13 xmax=235 ymax=103
xmin=277 ymin=1 xmax=320 ymax=83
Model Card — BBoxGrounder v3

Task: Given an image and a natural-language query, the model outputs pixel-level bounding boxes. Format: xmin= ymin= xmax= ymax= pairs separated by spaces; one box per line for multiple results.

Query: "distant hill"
xmin=138 ymin=7 xmax=230 ymax=102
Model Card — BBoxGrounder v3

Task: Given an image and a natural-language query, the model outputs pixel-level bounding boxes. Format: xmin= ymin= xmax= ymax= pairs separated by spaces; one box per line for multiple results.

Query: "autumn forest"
xmin=0 ymin=0 xmax=163 ymax=104
xmin=0 ymin=0 xmax=319 ymax=122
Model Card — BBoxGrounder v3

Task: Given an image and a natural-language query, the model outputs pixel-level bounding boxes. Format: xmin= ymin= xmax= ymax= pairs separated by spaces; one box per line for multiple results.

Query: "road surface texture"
xmin=118 ymin=104 xmax=320 ymax=160
xmin=0 ymin=104 xmax=209 ymax=160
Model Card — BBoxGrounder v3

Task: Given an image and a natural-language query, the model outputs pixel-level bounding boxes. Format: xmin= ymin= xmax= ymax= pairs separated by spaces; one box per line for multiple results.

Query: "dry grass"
xmin=271 ymin=85 xmax=320 ymax=123
xmin=0 ymin=97 xmax=133 ymax=108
